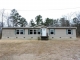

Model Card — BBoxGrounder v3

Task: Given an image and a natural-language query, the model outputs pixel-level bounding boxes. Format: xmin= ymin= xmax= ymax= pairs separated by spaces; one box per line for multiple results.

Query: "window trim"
xmin=49 ymin=29 xmax=55 ymax=34
xmin=20 ymin=29 xmax=24 ymax=34
xmin=66 ymin=29 xmax=73 ymax=35
xmin=28 ymin=29 xmax=33 ymax=34
xmin=15 ymin=29 xmax=25 ymax=35
xmin=28 ymin=29 xmax=41 ymax=35
xmin=38 ymin=29 xmax=41 ymax=34
xmin=34 ymin=30 xmax=37 ymax=34
xmin=16 ymin=30 xmax=19 ymax=34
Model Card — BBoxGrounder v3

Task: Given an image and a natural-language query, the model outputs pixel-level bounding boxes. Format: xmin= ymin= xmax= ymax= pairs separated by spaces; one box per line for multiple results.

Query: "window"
xmin=20 ymin=30 xmax=24 ymax=34
xmin=29 ymin=30 xmax=33 ymax=34
xmin=67 ymin=29 xmax=73 ymax=34
xmin=38 ymin=32 xmax=40 ymax=34
xmin=38 ymin=29 xmax=41 ymax=34
xmin=50 ymin=29 xmax=55 ymax=34
xmin=34 ymin=30 xmax=36 ymax=34
xmin=16 ymin=29 xmax=24 ymax=34
xmin=28 ymin=29 xmax=40 ymax=34
xmin=29 ymin=29 xmax=37 ymax=34
xmin=16 ymin=30 xmax=19 ymax=34
xmin=68 ymin=29 xmax=71 ymax=34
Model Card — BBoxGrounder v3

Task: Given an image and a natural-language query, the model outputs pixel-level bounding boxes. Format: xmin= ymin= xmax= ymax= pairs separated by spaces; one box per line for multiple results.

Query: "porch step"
xmin=41 ymin=36 xmax=48 ymax=40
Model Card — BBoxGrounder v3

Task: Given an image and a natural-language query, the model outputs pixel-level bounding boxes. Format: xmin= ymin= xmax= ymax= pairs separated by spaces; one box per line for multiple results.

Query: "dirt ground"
xmin=0 ymin=38 xmax=80 ymax=60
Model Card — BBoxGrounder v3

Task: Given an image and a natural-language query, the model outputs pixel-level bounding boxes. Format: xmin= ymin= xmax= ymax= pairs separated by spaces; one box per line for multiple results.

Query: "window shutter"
xmin=66 ymin=29 xmax=68 ymax=35
xmin=54 ymin=29 xmax=55 ymax=35
xmin=71 ymin=29 xmax=73 ymax=35
xmin=41 ymin=29 xmax=42 ymax=35
xmin=15 ymin=29 xmax=16 ymax=35
xmin=23 ymin=29 xmax=25 ymax=34
xmin=49 ymin=29 xmax=51 ymax=34
xmin=28 ymin=29 xmax=29 ymax=34
xmin=38 ymin=29 xmax=40 ymax=34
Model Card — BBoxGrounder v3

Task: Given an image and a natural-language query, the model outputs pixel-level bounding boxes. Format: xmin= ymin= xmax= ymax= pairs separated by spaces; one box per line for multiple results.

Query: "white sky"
xmin=0 ymin=0 xmax=80 ymax=23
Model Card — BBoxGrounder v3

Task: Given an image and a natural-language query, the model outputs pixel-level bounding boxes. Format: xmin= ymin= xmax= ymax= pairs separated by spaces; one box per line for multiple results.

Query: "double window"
xmin=16 ymin=29 xmax=25 ymax=34
xmin=28 ymin=29 xmax=41 ymax=34
xmin=66 ymin=29 xmax=73 ymax=34
xmin=49 ymin=29 xmax=55 ymax=34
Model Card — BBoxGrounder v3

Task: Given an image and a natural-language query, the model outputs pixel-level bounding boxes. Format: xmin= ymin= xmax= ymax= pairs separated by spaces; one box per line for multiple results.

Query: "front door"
xmin=41 ymin=28 xmax=46 ymax=36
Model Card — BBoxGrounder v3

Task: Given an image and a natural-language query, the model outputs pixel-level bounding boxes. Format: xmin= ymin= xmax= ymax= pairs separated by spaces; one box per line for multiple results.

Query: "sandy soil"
xmin=0 ymin=39 xmax=80 ymax=60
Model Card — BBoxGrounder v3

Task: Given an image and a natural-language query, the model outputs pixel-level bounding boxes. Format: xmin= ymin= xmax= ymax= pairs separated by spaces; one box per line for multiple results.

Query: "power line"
xmin=0 ymin=7 xmax=80 ymax=11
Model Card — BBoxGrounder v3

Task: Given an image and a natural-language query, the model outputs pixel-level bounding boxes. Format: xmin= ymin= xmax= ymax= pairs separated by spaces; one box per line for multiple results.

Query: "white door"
xmin=41 ymin=28 xmax=46 ymax=36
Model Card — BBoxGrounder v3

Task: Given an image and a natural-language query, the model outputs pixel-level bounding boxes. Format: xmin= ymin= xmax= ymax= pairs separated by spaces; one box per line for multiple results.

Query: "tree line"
xmin=6 ymin=9 xmax=71 ymax=27
xmin=0 ymin=9 xmax=80 ymax=36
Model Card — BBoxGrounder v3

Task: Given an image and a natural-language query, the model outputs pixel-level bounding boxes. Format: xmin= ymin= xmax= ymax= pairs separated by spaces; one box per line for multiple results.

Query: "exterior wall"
xmin=2 ymin=29 xmax=15 ymax=39
xmin=2 ymin=28 xmax=41 ymax=40
xmin=48 ymin=29 xmax=76 ymax=40
xmin=2 ymin=28 xmax=76 ymax=40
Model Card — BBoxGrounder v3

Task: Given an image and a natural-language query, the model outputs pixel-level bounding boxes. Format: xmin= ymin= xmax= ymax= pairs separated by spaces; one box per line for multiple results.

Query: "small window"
xmin=20 ymin=30 xmax=24 ymax=34
xmin=34 ymin=30 xmax=36 ymax=34
xmin=38 ymin=29 xmax=41 ymax=34
xmin=68 ymin=29 xmax=71 ymax=34
xmin=50 ymin=29 xmax=55 ymax=34
xmin=38 ymin=32 xmax=40 ymax=34
xmin=29 ymin=30 xmax=33 ymax=34
xmin=67 ymin=29 xmax=72 ymax=34
xmin=51 ymin=32 xmax=54 ymax=34
xmin=16 ymin=30 xmax=19 ymax=34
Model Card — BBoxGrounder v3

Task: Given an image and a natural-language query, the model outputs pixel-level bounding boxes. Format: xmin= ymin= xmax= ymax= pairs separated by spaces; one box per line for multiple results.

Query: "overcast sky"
xmin=0 ymin=0 xmax=80 ymax=23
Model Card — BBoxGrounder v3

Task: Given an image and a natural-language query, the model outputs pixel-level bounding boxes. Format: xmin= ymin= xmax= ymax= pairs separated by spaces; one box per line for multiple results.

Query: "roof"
xmin=2 ymin=27 xmax=77 ymax=29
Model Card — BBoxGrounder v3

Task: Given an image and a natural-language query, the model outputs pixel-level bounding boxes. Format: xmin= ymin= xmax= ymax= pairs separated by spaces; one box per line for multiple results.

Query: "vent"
xmin=16 ymin=37 xmax=18 ymax=38
xmin=60 ymin=37 xmax=61 ymax=38
xmin=31 ymin=37 xmax=33 ymax=38
xmin=52 ymin=37 xmax=54 ymax=38
xmin=70 ymin=37 xmax=72 ymax=38
xmin=7 ymin=37 xmax=9 ymax=38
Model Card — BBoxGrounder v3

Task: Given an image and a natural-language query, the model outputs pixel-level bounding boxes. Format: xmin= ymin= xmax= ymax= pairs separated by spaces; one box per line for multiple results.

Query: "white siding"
xmin=2 ymin=28 xmax=76 ymax=40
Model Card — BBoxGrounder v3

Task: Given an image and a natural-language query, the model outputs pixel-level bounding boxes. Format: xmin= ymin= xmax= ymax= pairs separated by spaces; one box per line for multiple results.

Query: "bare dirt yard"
xmin=0 ymin=38 xmax=80 ymax=60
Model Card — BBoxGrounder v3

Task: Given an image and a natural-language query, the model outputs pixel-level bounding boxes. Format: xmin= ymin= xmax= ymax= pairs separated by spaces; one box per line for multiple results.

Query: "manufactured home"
xmin=2 ymin=26 xmax=77 ymax=40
